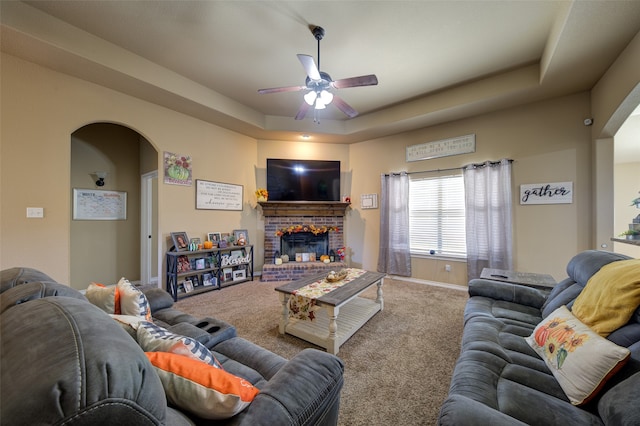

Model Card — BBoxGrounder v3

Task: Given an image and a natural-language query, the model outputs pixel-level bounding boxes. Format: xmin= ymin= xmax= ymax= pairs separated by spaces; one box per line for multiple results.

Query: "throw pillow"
xmin=85 ymin=278 xmax=152 ymax=320
xmin=525 ymin=305 xmax=630 ymax=405
xmin=137 ymin=321 xmax=221 ymax=368
xmin=116 ymin=278 xmax=152 ymax=320
xmin=85 ymin=282 xmax=119 ymax=314
xmin=146 ymin=351 xmax=259 ymax=420
xmin=110 ymin=314 xmax=147 ymax=339
xmin=572 ymin=259 xmax=640 ymax=337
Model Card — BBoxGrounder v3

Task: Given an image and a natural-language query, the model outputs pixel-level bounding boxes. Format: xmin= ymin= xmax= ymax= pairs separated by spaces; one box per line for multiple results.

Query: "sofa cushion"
xmin=143 ymin=286 xmax=176 ymax=312
xmin=598 ymin=371 xmax=640 ymax=426
xmin=146 ymin=351 xmax=259 ymax=420
xmin=572 ymin=259 xmax=640 ymax=337
xmin=1 ymin=296 xmax=166 ymax=425
xmin=0 ymin=280 xmax=86 ymax=314
xmin=0 ymin=267 xmax=57 ymax=293
xmin=525 ymin=306 xmax=630 ymax=405
xmin=565 ymin=250 xmax=632 ymax=287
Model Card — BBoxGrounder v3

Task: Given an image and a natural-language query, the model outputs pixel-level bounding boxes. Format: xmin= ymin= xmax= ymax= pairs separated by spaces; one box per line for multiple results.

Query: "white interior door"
xmin=141 ymin=171 xmax=159 ymax=285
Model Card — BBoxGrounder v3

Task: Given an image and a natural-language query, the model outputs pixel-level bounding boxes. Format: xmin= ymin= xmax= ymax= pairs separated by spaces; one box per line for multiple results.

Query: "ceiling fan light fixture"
xmin=320 ymin=90 xmax=333 ymax=105
xmin=315 ymin=99 xmax=327 ymax=109
xmin=304 ymin=91 xmax=317 ymax=105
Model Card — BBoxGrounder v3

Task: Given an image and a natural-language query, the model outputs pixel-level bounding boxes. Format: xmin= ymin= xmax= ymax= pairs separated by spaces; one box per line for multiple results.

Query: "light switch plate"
xmin=26 ymin=207 xmax=44 ymax=218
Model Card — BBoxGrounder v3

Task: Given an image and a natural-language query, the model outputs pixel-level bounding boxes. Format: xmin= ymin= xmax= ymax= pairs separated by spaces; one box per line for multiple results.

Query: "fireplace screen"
xmin=280 ymin=232 xmax=329 ymax=260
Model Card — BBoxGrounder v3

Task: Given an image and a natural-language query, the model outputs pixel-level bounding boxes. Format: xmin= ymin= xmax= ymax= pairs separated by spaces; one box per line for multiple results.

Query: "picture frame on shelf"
xmin=177 ymin=255 xmax=190 ymax=273
xmin=219 ymin=233 xmax=231 ymax=248
xmin=222 ymin=268 xmax=233 ymax=282
xmin=233 ymin=229 xmax=249 ymax=246
xmin=190 ymin=237 xmax=201 ymax=245
xmin=190 ymin=276 xmax=200 ymax=287
xmin=202 ymin=273 xmax=216 ymax=287
xmin=171 ymin=232 xmax=189 ymax=252
xmin=207 ymin=232 xmax=222 ymax=243
xmin=183 ymin=280 xmax=194 ymax=293
xmin=232 ymin=269 xmax=246 ymax=281
xmin=195 ymin=258 xmax=205 ymax=270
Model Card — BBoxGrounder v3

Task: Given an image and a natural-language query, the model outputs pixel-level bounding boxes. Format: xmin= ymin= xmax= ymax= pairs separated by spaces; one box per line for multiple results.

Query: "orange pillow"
xmin=146 ymin=352 xmax=259 ymax=419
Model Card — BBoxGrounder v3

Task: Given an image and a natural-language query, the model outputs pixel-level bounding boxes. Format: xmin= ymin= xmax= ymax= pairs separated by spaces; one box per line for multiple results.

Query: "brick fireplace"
xmin=259 ymin=201 xmax=349 ymax=281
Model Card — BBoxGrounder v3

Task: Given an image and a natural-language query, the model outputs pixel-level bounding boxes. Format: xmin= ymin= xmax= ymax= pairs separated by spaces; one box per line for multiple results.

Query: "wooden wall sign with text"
xmin=520 ymin=182 xmax=573 ymax=205
xmin=406 ymin=134 xmax=475 ymax=162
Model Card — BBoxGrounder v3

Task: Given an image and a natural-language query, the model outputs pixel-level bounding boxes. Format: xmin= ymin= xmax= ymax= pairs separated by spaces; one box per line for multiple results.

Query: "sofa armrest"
xmin=468 ymin=279 xmax=547 ymax=309
xmin=438 ymin=395 xmax=528 ymax=426
xmin=238 ymin=348 xmax=344 ymax=426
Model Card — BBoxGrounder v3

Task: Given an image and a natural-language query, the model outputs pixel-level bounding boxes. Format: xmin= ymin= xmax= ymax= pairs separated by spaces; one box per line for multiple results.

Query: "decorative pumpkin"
xmin=203 ymin=240 xmax=214 ymax=249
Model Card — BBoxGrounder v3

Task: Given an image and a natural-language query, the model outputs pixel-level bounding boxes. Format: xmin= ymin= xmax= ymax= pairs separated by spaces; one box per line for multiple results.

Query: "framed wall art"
xmin=196 ymin=179 xmax=243 ymax=211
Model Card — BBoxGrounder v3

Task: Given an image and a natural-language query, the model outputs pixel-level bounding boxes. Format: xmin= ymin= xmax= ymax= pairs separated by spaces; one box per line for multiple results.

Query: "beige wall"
xmin=1 ymin=53 xmax=257 ymax=285
xmin=349 ymin=92 xmax=592 ymax=282
xmin=2 ymin=29 xmax=638 ymax=287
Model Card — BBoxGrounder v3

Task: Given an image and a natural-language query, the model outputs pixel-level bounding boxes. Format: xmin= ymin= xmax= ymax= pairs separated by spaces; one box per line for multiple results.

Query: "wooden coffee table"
xmin=275 ymin=269 xmax=385 ymax=355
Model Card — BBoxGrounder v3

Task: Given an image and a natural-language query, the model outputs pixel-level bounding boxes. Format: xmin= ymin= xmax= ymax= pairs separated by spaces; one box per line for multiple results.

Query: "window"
xmin=409 ymin=174 xmax=466 ymax=257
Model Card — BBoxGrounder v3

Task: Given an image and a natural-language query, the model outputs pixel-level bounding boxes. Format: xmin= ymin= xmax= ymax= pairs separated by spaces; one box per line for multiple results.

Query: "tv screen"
xmin=267 ymin=159 xmax=340 ymax=201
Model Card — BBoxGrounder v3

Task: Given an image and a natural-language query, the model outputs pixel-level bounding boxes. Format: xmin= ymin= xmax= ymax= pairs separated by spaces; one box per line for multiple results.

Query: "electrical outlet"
xmin=445 ymin=264 xmax=451 ymax=272
xmin=26 ymin=207 xmax=44 ymax=218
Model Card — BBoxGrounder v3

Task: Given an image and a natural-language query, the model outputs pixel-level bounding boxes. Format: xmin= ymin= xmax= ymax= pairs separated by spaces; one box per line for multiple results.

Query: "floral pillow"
xmin=525 ymin=305 xmax=630 ymax=405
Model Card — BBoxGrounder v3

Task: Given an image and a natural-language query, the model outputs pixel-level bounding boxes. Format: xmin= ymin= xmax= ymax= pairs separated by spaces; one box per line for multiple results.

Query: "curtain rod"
xmin=383 ymin=159 xmax=513 ymax=177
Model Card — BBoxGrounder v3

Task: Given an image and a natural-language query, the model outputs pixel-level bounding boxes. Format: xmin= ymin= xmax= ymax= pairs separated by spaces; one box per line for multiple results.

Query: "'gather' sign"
xmin=520 ymin=182 xmax=573 ymax=205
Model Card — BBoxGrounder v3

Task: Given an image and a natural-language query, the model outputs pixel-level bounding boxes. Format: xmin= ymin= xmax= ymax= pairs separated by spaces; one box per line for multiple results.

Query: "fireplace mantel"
xmin=258 ymin=201 xmax=350 ymax=217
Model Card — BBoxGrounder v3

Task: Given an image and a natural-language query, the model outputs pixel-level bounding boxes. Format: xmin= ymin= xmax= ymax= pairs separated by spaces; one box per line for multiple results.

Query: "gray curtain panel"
xmin=377 ymin=172 xmax=411 ymax=276
xmin=463 ymin=159 xmax=513 ymax=280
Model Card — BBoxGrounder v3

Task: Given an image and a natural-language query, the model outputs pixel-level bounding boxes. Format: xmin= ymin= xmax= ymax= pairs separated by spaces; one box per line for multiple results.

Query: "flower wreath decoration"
xmin=275 ymin=224 xmax=339 ymax=237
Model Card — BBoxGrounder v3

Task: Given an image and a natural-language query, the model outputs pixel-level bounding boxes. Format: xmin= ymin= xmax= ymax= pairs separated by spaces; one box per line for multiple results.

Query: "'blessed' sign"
xmin=520 ymin=182 xmax=573 ymax=205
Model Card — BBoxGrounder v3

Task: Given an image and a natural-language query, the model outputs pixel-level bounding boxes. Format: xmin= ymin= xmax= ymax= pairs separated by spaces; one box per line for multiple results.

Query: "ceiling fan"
xmin=258 ymin=26 xmax=378 ymax=121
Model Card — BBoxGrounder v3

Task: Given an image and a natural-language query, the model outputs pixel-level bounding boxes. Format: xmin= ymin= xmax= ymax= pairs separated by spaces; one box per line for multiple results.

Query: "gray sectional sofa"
xmin=438 ymin=250 xmax=640 ymax=425
xmin=0 ymin=267 xmax=344 ymax=425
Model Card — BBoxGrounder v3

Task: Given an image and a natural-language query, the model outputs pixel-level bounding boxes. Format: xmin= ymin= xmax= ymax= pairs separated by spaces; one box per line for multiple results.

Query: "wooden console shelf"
xmin=166 ymin=245 xmax=253 ymax=301
xmin=258 ymin=201 xmax=350 ymax=217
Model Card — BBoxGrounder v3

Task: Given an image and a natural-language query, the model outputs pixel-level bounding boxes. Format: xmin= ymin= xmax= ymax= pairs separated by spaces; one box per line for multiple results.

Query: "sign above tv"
xmin=267 ymin=159 xmax=340 ymax=201
xmin=406 ymin=134 xmax=476 ymax=162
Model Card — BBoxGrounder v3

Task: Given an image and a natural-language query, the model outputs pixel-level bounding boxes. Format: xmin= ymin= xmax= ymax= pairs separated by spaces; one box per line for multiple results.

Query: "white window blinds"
xmin=409 ymin=174 xmax=466 ymax=257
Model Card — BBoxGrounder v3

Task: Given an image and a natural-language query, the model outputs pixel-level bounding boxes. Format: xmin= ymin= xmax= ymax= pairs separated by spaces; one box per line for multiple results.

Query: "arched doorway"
xmin=70 ymin=123 xmax=158 ymax=289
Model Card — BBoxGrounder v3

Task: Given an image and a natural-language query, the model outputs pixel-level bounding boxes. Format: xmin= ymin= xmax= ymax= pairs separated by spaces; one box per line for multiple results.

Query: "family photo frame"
xmin=171 ymin=232 xmax=189 ymax=252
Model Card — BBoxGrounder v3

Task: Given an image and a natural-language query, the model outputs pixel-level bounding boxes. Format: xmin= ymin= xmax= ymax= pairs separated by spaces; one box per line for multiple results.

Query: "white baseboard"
xmin=386 ymin=275 xmax=468 ymax=292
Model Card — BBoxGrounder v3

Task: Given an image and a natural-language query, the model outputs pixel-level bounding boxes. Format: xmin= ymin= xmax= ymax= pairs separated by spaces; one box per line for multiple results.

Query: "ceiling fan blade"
xmin=297 ymin=54 xmax=321 ymax=81
xmin=332 ymin=74 xmax=378 ymax=89
xmin=332 ymin=95 xmax=359 ymax=118
xmin=258 ymin=85 xmax=306 ymax=94
xmin=294 ymin=101 xmax=311 ymax=120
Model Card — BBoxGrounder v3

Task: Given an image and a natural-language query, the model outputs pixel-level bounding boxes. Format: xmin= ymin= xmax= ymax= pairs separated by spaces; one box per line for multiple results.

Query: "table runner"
xmin=288 ymin=268 xmax=367 ymax=321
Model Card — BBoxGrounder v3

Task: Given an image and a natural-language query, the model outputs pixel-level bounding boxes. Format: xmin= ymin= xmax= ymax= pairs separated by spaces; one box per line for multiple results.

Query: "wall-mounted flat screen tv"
xmin=266 ymin=159 xmax=340 ymax=201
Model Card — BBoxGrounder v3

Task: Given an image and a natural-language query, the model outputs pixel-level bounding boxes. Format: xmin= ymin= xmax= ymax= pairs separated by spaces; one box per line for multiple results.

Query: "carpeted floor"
xmin=175 ymin=277 xmax=469 ymax=425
